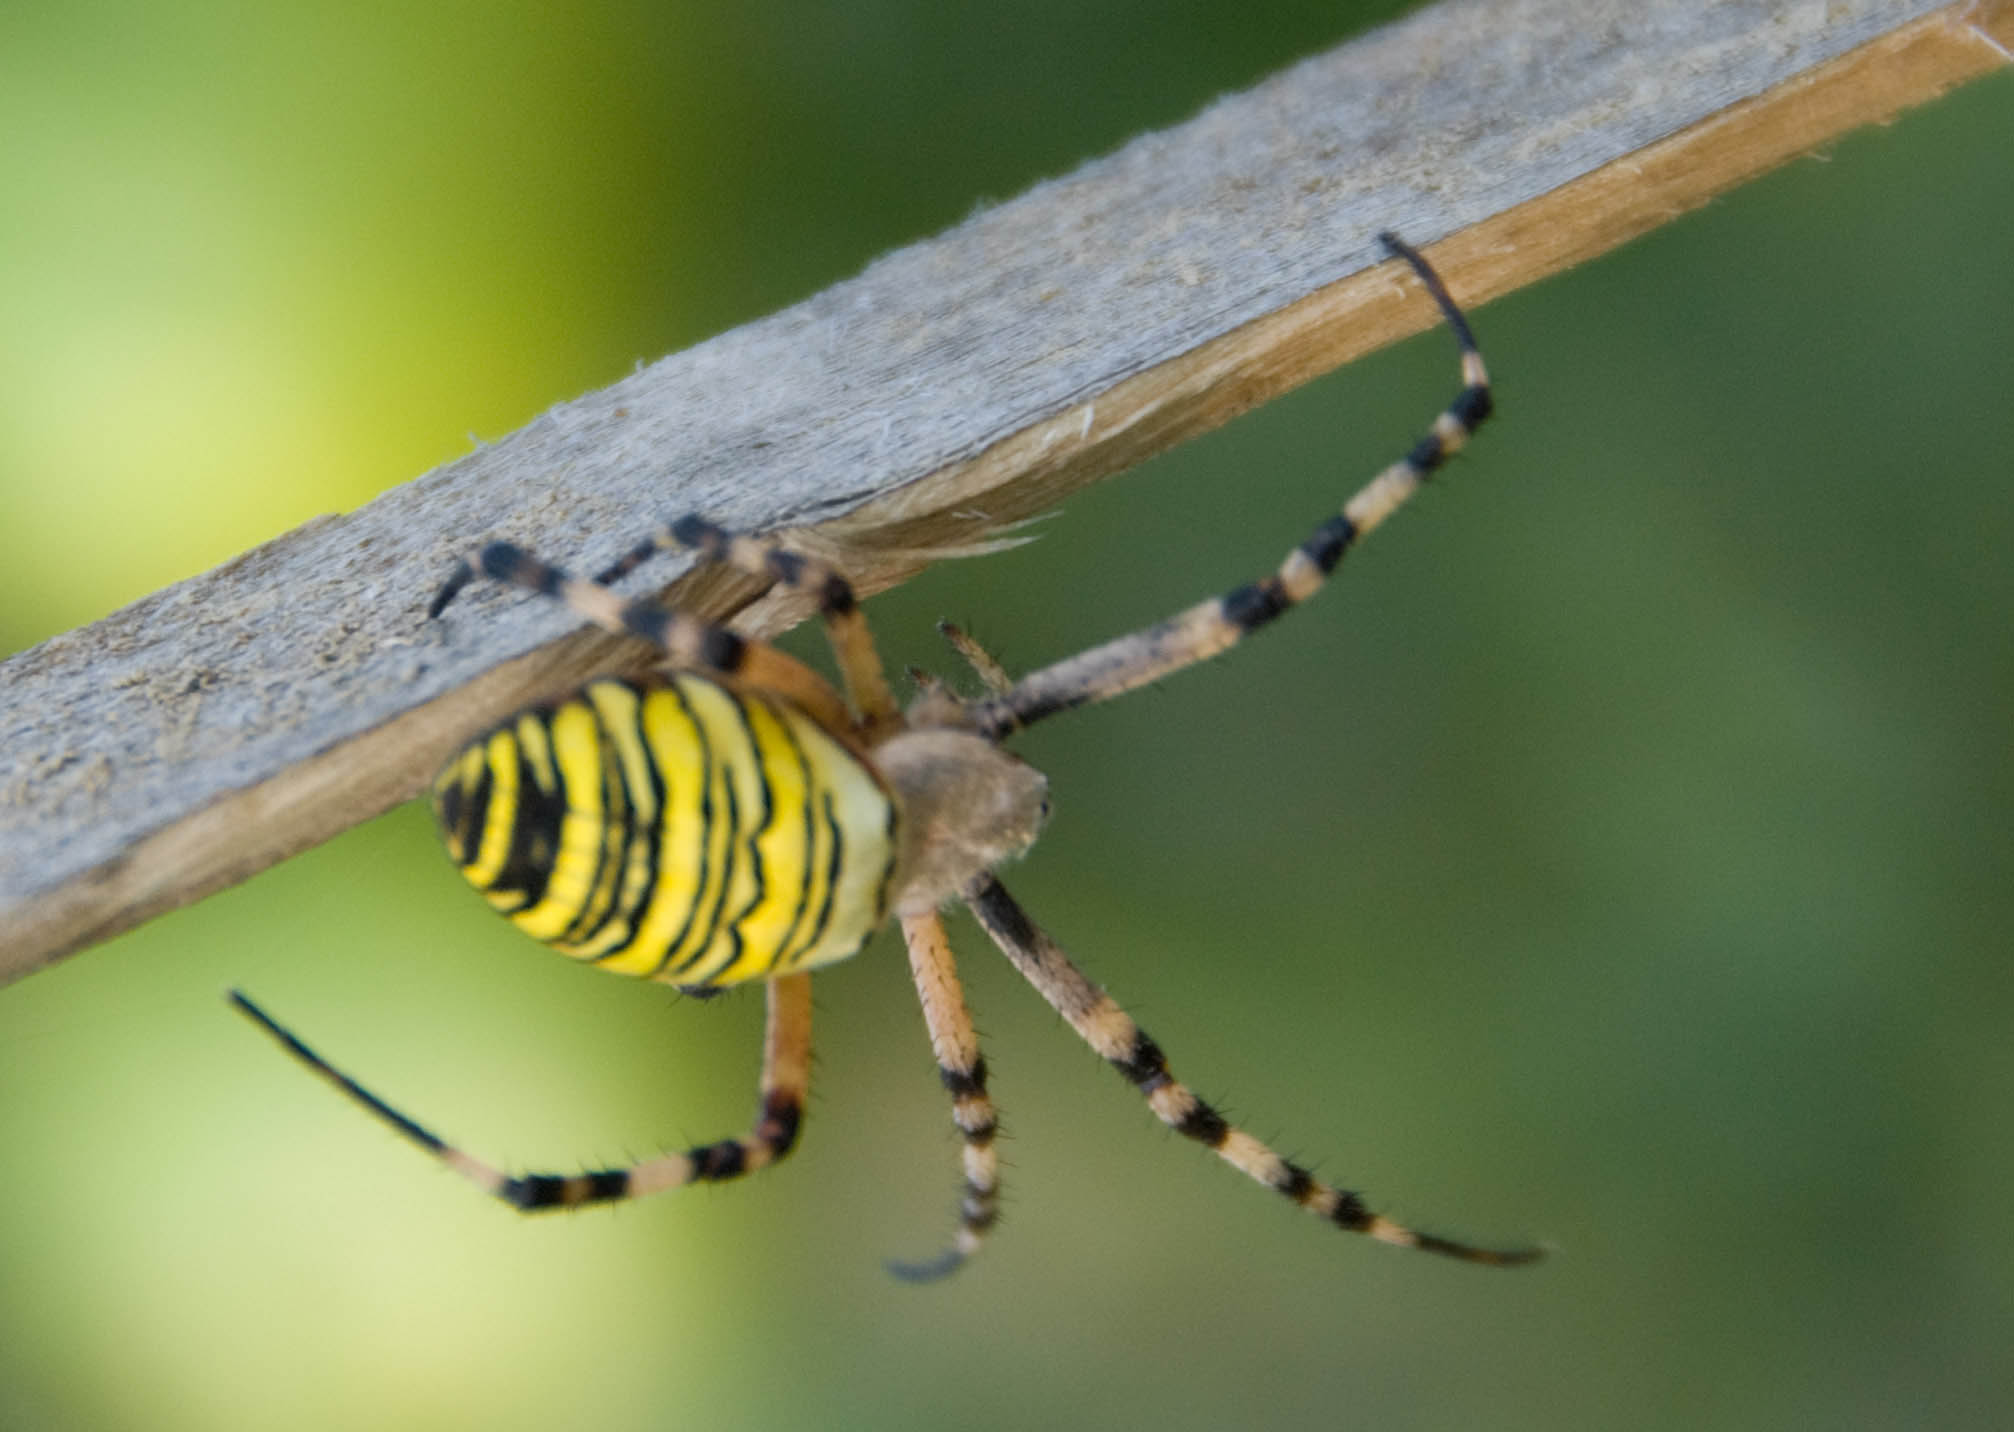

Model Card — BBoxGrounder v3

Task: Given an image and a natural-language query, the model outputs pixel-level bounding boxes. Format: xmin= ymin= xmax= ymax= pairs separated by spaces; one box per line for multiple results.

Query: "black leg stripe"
xmin=968 ymin=875 xmax=1038 ymax=951
xmin=1277 ymin=1162 xmax=1316 ymax=1203
xmin=1452 ymin=384 xmax=1493 ymax=429
xmin=1299 ymin=515 xmax=1358 ymax=575
xmin=961 ymin=1118 xmax=999 ymax=1148
xmin=505 ymin=1174 xmax=571 ymax=1209
xmin=698 ymin=625 xmax=747 ymax=671
xmin=1174 ymin=1099 xmax=1230 ymax=1148
xmin=622 ymin=605 xmax=672 ymax=646
xmin=690 ymin=1140 xmax=748 ymax=1181
xmin=1221 ymin=578 xmax=1291 ymax=632
xmin=819 ymin=572 xmax=857 ymax=615
xmin=670 ymin=514 xmax=720 ymax=549
xmin=584 ymin=1168 xmax=632 ymax=1202
xmin=1113 ymin=1032 xmax=1169 ymax=1088
xmin=477 ymin=541 xmax=519 ymax=581
xmin=1407 ymin=432 xmax=1447 ymax=474
xmin=992 ymin=688 xmax=1087 ymax=736
xmin=760 ymin=1094 xmax=804 ymax=1156
xmin=938 ymin=1056 xmax=989 ymax=1099
xmin=1330 ymin=1190 xmax=1372 ymax=1231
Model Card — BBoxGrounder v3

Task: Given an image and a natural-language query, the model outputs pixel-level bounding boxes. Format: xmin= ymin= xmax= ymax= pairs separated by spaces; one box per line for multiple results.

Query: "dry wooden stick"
xmin=1 ymin=0 xmax=2007 ymax=986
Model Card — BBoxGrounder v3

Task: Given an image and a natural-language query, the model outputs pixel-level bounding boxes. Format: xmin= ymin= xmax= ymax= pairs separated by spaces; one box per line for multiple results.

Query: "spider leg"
xmin=428 ymin=539 xmax=853 ymax=736
xmin=959 ymin=875 xmax=1542 ymax=1266
xmin=594 ymin=514 xmax=897 ymax=731
xmin=228 ymin=974 xmax=813 ymax=1211
xmin=971 ymin=233 xmax=1490 ymax=739
xmin=935 ymin=620 xmax=1013 ymax=695
xmin=887 ymin=909 xmax=1001 ymax=1282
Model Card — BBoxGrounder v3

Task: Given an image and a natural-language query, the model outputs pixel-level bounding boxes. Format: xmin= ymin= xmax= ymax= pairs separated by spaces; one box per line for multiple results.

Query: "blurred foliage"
xmin=2 ymin=4 xmax=2011 ymax=1430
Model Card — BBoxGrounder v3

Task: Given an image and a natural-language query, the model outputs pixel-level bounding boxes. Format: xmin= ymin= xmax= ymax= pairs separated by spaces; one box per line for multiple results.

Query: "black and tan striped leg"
xmin=228 ymin=973 xmax=814 ymax=1211
xmin=960 ymin=875 xmax=1541 ymax=1266
xmin=428 ymin=539 xmax=855 ymax=735
xmin=888 ymin=909 xmax=1002 ymax=1282
xmin=595 ymin=515 xmax=898 ymax=732
xmin=972 ymin=233 xmax=1490 ymax=740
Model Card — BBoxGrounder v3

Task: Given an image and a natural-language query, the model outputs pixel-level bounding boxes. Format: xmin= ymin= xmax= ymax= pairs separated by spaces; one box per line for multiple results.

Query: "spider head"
xmin=876 ymin=728 xmax=1049 ymax=916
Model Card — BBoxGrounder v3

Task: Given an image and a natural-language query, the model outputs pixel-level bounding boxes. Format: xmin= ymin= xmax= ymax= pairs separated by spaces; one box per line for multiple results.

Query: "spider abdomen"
xmin=432 ymin=673 xmax=899 ymax=988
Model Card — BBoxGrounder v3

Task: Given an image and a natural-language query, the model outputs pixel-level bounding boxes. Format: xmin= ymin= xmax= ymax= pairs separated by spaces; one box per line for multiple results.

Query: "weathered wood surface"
xmin=2 ymin=0 xmax=2007 ymax=984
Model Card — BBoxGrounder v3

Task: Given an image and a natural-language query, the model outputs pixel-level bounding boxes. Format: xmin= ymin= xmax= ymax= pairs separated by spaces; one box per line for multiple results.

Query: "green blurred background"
xmin=4 ymin=4 xmax=2011 ymax=1429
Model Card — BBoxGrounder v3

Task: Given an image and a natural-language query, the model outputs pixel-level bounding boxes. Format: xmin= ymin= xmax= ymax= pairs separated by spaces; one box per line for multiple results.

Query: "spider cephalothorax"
xmin=233 ymin=234 xmax=1541 ymax=1278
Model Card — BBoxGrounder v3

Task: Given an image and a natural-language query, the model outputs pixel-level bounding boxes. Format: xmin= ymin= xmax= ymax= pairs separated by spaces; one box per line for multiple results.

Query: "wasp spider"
xmin=232 ymin=233 xmax=1541 ymax=1279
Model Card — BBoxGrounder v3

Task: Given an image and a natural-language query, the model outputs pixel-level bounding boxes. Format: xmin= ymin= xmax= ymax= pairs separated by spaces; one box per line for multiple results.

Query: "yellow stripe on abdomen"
xmin=510 ymin=701 xmax=612 ymax=942
xmin=430 ymin=673 xmax=899 ymax=989
xmin=772 ymin=703 xmax=899 ymax=972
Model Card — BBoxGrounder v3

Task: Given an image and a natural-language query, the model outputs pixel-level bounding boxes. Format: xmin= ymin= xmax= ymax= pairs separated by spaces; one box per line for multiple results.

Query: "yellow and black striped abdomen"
xmin=432 ymin=673 xmax=899 ymax=989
